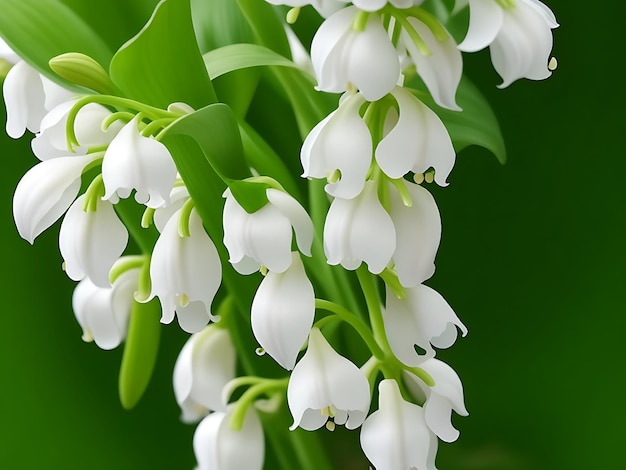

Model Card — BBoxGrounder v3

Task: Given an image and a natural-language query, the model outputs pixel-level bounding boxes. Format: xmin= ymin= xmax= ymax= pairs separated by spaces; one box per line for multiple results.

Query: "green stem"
xmin=315 ymin=299 xmax=385 ymax=360
xmin=356 ymin=267 xmax=393 ymax=354
xmin=229 ymin=378 xmax=289 ymax=431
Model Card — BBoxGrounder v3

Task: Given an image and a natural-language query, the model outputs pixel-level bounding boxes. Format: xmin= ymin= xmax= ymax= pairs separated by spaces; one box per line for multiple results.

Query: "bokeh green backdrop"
xmin=1 ymin=1 xmax=624 ymax=469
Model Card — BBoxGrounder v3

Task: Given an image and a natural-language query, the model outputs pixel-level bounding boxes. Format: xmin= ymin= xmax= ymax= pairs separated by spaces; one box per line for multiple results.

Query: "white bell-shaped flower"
xmin=223 ymin=188 xmax=313 ymax=274
xmin=376 ymin=87 xmax=455 ymax=185
xmin=193 ymin=406 xmax=264 ymax=470
xmin=352 ymin=0 xmax=413 ymax=11
xmin=404 ymin=358 xmax=469 ymax=443
xmin=32 ymin=100 xmax=123 ymax=160
xmin=13 ymin=153 xmax=100 ymax=243
xmin=102 ymin=115 xmax=177 ymax=208
xmin=251 ymin=252 xmax=314 ymax=370
xmin=360 ymin=379 xmax=438 ymax=470
xmin=264 ymin=0 xmax=343 ymax=18
xmin=71 ymin=261 xmax=139 ymax=350
xmin=153 ymin=184 xmax=189 ymax=232
xmin=384 ymin=284 xmax=467 ymax=366
xmin=311 ymin=6 xmax=400 ymax=101
xmin=3 ymin=61 xmax=74 ymax=138
xmin=59 ymin=195 xmax=128 ymax=287
xmin=173 ymin=325 xmax=236 ymax=423
xmin=324 ymin=180 xmax=395 ymax=274
xmin=388 ymin=180 xmax=441 ymax=287
xmin=287 ymin=327 xmax=371 ymax=431
xmin=301 ymin=92 xmax=371 ymax=199
xmin=401 ymin=16 xmax=462 ymax=110
xmin=458 ymin=0 xmax=558 ymax=88
xmin=148 ymin=208 xmax=221 ymax=333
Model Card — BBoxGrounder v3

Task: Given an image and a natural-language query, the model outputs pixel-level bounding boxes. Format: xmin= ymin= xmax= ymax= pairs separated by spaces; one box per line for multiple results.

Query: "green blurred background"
xmin=1 ymin=1 xmax=624 ymax=469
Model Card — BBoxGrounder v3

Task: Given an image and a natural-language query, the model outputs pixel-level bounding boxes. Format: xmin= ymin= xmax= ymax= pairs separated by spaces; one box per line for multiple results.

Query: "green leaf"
xmin=191 ymin=0 xmax=254 ymax=53
xmin=203 ymin=43 xmax=304 ymax=80
xmin=109 ymin=0 xmax=216 ymax=109
xmin=118 ymin=299 xmax=161 ymax=410
xmin=235 ymin=0 xmax=291 ymax=58
xmin=0 ymin=0 xmax=112 ymax=83
xmin=408 ymin=75 xmax=507 ymax=164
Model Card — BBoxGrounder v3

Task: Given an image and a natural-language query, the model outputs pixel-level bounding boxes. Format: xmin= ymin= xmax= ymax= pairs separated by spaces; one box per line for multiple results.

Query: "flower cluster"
xmin=0 ymin=0 xmax=558 ymax=467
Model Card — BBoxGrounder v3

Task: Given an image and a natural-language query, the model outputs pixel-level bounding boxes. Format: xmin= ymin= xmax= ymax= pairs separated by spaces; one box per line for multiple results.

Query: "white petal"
xmin=3 ymin=61 xmax=46 ymax=138
xmin=306 ymin=94 xmax=371 ymax=199
xmin=149 ymin=209 xmax=221 ymax=332
xmin=153 ymin=186 xmax=190 ymax=233
xmin=173 ymin=326 xmax=236 ymax=422
xmin=59 ymin=195 xmax=129 ymax=287
xmin=324 ymin=181 xmax=395 ymax=274
xmin=385 ymin=284 xmax=467 ymax=366
xmin=102 ymin=116 xmax=177 ymax=208
xmin=13 ymin=154 xmax=98 ymax=243
xmin=403 ymin=18 xmax=463 ymax=110
xmin=491 ymin=1 xmax=554 ymax=88
xmin=360 ymin=379 xmax=437 ymax=470
xmin=0 ymin=38 xmax=19 ymax=63
xmin=457 ymin=0 xmax=504 ymax=52
xmin=352 ymin=0 xmax=387 ymax=11
xmin=389 ymin=182 xmax=441 ymax=286
xmin=267 ymin=189 xmax=314 ymax=257
xmin=523 ymin=0 xmax=559 ymax=28
xmin=193 ymin=407 xmax=264 ymax=470
xmin=287 ymin=328 xmax=370 ymax=431
xmin=252 ymin=253 xmax=314 ymax=370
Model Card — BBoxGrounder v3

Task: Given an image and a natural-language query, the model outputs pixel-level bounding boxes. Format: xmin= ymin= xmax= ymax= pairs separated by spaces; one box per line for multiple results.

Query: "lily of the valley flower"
xmin=193 ymin=406 xmax=264 ymax=470
xmin=3 ymin=60 xmax=74 ymax=138
xmin=384 ymin=283 xmax=467 ymax=365
xmin=173 ymin=325 xmax=236 ymax=423
xmin=13 ymin=153 xmax=100 ymax=243
xmin=148 ymin=208 xmax=221 ymax=333
xmin=324 ymin=180 xmax=395 ymax=274
xmin=153 ymin=184 xmax=189 ymax=232
xmin=360 ymin=379 xmax=438 ymax=470
xmin=59 ymin=194 xmax=128 ymax=287
xmin=311 ymin=6 xmax=401 ymax=101
xmin=102 ymin=115 xmax=177 ymax=208
xmin=404 ymin=358 xmax=469 ymax=443
xmin=388 ymin=180 xmax=441 ymax=287
xmin=458 ymin=0 xmax=559 ymax=88
xmin=287 ymin=327 xmax=371 ymax=431
xmin=71 ymin=261 xmax=139 ymax=350
xmin=352 ymin=0 xmax=414 ymax=11
xmin=301 ymin=92 xmax=371 ymax=199
xmin=376 ymin=86 xmax=456 ymax=185
xmin=251 ymin=252 xmax=314 ymax=370
xmin=32 ymin=100 xmax=123 ymax=160
xmin=400 ymin=16 xmax=462 ymax=110
xmin=222 ymin=187 xmax=313 ymax=274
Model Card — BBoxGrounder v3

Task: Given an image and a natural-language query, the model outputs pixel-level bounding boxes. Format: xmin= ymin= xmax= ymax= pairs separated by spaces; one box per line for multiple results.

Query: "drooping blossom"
xmin=13 ymin=153 xmax=101 ymax=243
xmin=301 ymin=92 xmax=371 ymax=199
xmin=458 ymin=0 xmax=559 ymax=88
xmin=287 ymin=327 xmax=371 ymax=431
xmin=384 ymin=284 xmax=467 ymax=365
xmin=376 ymin=86 xmax=456 ymax=185
xmin=173 ymin=325 xmax=236 ymax=422
xmin=324 ymin=180 xmax=395 ymax=274
xmin=403 ymin=358 xmax=469 ymax=443
xmin=223 ymin=187 xmax=313 ymax=274
xmin=360 ymin=379 xmax=438 ymax=470
xmin=193 ymin=406 xmax=264 ymax=470
xmin=59 ymin=194 xmax=128 ymax=287
xmin=102 ymin=115 xmax=177 ymax=208
xmin=400 ymin=16 xmax=463 ymax=110
xmin=251 ymin=252 xmax=314 ymax=370
xmin=71 ymin=260 xmax=139 ymax=350
xmin=148 ymin=207 xmax=221 ymax=333
xmin=311 ymin=6 xmax=400 ymax=101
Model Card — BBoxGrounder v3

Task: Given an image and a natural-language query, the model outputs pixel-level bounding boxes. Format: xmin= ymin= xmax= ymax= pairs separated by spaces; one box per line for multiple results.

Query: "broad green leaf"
xmin=0 ymin=0 xmax=112 ymax=83
xmin=204 ymin=43 xmax=305 ymax=80
xmin=191 ymin=0 xmax=254 ymax=53
xmin=59 ymin=0 xmax=160 ymax=54
xmin=118 ymin=298 xmax=161 ymax=410
xmin=236 ymin=0 xmax=291 ymax=57
xmin=408 ymin=75 xmax=507 ymax=164
xmin=109 ymin=0 xmax=216 ymax=109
